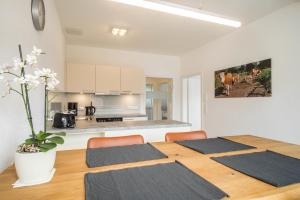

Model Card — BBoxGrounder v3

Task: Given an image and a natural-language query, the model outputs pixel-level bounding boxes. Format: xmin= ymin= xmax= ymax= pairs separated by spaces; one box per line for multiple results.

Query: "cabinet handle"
xmin=121 ymin=91 xmax=132 ymax=94
xmin=110 ymin=91 xmax=121 ymax=95
xmin=83 ymin=90 xmax=94 ymax=93
xmin=95 ymin=92 xmax=107 ymax=95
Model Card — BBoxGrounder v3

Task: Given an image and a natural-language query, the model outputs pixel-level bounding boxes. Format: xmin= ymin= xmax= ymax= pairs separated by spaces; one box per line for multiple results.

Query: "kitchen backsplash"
xmin=48 ymin=92 xmax=145 ymax=119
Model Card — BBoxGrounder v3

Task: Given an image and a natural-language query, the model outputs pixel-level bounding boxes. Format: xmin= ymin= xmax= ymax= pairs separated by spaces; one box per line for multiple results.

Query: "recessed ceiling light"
xmin=112 ymin=28 xmax=128 ymax=36
xmin=111 ymin=0 xmax=242 ymax=28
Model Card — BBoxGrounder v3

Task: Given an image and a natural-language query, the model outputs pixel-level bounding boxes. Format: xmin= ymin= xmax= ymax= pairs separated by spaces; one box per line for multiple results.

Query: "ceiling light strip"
xmin=110 ymin=0 xmax=241 ymax=28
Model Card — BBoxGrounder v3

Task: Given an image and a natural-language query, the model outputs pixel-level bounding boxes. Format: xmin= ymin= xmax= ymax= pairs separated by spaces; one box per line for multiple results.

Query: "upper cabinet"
xmin=95 ymin=65 xmax=120 ymax=94
xmin=66 ymin=63 xmax=95 ymax=93
xmin=66 ymin=64 xmax=145 ymax=94
xmin=121 ymin=67 xmax=145 ymax=94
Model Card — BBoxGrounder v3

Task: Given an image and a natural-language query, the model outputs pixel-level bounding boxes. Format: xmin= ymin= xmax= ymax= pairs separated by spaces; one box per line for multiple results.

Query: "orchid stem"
xmin=3 ymin=71 xmax=20 ymax=78
xmin=19 ymin=44 xmax=36 ymax=141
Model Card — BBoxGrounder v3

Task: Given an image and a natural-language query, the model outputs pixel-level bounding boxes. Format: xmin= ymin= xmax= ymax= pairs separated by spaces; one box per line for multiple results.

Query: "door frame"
xmin=181 ymin=73 xmax=204 ymax=130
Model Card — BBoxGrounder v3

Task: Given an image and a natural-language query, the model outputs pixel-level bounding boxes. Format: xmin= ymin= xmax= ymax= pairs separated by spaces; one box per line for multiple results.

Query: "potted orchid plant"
xmin=0 ymin=45 xmax=65 ymax=186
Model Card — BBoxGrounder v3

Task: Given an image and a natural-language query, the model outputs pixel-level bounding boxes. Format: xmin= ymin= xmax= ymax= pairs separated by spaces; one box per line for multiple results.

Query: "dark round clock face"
xmin=31 ymin=0 xmax=45 ymax=31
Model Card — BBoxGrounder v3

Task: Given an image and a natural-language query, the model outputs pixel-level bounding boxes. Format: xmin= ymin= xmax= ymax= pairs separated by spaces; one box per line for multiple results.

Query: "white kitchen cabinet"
xmin=121 ymin=67 xmax=145 ymax=94
xmin=95 ymin=65 xmax=121 ymax=94
xmin=67 ymin=63 xmax=95 ymax=93
xmin=57 ymin=125 xmax=191 ymax=150
xmin=57 ymin=132 xmax=105 ymax=151
xmin=105 ymin=126 xmax=191 ymax=143
xmin=66 ymin=64 xmax=145 ymax=94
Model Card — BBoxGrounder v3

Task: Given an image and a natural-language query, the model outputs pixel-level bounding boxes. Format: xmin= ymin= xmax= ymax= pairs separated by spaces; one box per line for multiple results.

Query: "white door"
xmin=182 ymin=75 xmax=202 ymax=131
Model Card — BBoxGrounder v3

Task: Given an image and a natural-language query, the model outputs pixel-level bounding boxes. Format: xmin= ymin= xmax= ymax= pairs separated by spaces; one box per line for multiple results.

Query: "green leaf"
xmin=25 ymin=138 xmax=34 ymax=145
xmin=38 ymin=147 xmax=49 ymax=152
xmin=49 ymin=132 xmax=66 ymax=137
xmin=36 ymin=131 xmax=52 ymax=141
xmin=38 ymin=143 xmax=57 ymax=151
xmin=47 ymin=136 xmax=64 ymax=144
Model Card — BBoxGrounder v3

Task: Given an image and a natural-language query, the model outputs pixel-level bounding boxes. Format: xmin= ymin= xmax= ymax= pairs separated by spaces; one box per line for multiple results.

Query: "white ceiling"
xmin=55 ymin=0 xmax=297 ymax=56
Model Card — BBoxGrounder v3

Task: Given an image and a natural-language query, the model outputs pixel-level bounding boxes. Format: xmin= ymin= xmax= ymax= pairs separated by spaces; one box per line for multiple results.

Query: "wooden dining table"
xmin=1 ymin=135 xmax=300 ymax=200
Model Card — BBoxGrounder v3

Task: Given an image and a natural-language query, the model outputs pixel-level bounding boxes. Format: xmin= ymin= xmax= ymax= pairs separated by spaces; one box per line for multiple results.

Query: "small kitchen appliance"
xmin=53 ymin=112 xmax=76 ymax=128
xmin=67 ymin=102 xmax=78 ymax=116
xmin=85 ymin=102 xmax=96 ymax=120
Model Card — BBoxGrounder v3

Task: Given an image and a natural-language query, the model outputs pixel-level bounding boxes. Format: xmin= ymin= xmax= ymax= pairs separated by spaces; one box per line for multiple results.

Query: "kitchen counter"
xmin=95 ymin=113 xmax=147 ymax=118
xmin=48 ymin=120 xmax=191 ymax=135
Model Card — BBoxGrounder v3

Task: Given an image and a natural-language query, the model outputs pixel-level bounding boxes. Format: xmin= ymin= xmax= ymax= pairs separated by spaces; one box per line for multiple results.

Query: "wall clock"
xmin=31 ymin=0 xmax=45 ymax=31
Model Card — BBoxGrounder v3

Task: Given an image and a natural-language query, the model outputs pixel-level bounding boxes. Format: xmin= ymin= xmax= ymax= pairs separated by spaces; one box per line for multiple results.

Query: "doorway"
xmin=146 ymin=77 xmax=173 ymax=120
xmin=182 ymin=75 xmax=202 ymax=130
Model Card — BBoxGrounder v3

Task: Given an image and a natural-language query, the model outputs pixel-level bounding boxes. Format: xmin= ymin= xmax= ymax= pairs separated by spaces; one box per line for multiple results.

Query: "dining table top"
xmin=1 ymin=135 xmax=300 ymax=200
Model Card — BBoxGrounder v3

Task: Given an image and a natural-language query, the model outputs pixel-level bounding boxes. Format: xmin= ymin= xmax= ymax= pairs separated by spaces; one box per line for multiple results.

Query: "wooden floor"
xmin=0 ymin=135 xmax=300 ymax=199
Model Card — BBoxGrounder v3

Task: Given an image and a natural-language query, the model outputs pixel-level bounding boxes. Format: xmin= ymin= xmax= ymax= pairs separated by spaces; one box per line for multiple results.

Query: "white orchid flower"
xmin=25 ymin=74 xmax=40 ymax=87
xmin=13 ymin=58 xmax=25 ymax=70
xmin=14 ymin=74 xmax=40 ymax=88
xmin=25 ymin=46 xmax=42 ymax=67
xmin=1 ymin=64 xmax=14 ymax=73
xmin=25 ymin=54 xmax=38 ymax=66
xmin=14 ymin=77 xmax=25 ymax=84
xmin=1 ymin=80 xmax=11 ymax=97
xmin=34 ymin=68 xmax=52 ymax=77
xmin=47 ymin=78 xmax=60 ymax=90
xmin=34 ymin=68 xmax=59 ymax=90
xmin=32 ymin=46 xmax=42 ymax=56
xmin=1 ymin=46 xmax=60 ymax=96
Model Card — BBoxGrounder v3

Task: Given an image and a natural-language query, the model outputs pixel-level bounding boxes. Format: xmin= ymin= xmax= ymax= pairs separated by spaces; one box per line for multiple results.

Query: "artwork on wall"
xmin=215 ymin=58 xmax=272 ymax=98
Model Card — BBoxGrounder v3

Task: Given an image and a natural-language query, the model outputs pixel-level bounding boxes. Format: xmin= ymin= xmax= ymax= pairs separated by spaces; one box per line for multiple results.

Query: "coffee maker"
xmin=85 ymin=102 xmax=96 ymax=120
xmin=68 ymin=102 xmax=78 ymax=116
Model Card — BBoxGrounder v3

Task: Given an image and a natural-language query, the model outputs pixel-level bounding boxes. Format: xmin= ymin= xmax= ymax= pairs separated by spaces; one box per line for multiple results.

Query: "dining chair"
xmin=165 ymin=130 xmax=207 ymax=142
xmin=87 ymin=135 xmax=145 ymax=149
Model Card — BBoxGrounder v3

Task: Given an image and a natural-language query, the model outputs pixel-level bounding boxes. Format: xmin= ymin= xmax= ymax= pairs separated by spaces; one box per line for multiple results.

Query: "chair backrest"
xmin=165 ymin=130 xmax=207 ymax=142
xmin=87 ymin=135 xmax=144 ymax=149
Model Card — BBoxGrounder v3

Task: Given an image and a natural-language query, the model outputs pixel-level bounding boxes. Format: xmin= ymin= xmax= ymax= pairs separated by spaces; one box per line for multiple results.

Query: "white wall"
xmin=0 ymin=0 xmax=65 ymax=172
xmin=180 ymin=3 xmax=300 ymax=144
xmin=66 ymin=45 xmax=181 ymax=120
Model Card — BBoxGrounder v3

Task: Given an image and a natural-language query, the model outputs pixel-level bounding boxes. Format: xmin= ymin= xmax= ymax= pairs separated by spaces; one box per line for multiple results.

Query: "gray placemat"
xmin=86 ymin=143 xmax=167 ymax=168
xmin=212 ymin=151 xmax=300 ymax=187
xmin=85 ymin=162 xmax=228 ymax=200
xmin=176 ymin=137 xmax=256 ymax=154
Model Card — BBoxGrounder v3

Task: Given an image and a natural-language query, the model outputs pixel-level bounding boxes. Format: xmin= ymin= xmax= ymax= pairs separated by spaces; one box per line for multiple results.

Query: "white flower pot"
xmin=14 ymin=148 xmax=56 ymax=186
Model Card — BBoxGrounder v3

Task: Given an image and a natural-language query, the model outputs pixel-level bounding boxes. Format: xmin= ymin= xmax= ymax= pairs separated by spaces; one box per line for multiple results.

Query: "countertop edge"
xmin=48 ymin=120 xmax=192 ymax=135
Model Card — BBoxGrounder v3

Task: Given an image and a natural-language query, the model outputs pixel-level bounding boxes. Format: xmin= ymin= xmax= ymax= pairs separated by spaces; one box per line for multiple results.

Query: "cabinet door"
xmin=67 ymin=63 xmax=95 ymax=93
xmin=95 ymin=65 xmax=120 ymax=94
xmin=121 ymin=67 xmax=145 ymax=94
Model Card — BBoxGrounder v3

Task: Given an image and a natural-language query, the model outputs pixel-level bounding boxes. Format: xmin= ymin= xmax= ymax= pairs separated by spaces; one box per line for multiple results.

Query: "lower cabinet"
xmin=57 ymin=126 xmax=191 ymax=150
xmin=57 ymin=132 xmax=105 ymax=151
xmin=106 ymin=126 xmax=191 ymax=143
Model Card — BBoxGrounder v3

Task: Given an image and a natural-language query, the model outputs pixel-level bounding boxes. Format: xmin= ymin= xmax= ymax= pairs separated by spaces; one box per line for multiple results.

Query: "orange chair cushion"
xmin=165 ymin=131 xmax=207 ymax=142
xmin=87 ymin=135 xmax=144 ymax=149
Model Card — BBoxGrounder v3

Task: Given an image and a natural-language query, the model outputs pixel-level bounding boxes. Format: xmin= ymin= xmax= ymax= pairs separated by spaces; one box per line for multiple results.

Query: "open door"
xmin=146 ymin=77 xmax=173 ymax=120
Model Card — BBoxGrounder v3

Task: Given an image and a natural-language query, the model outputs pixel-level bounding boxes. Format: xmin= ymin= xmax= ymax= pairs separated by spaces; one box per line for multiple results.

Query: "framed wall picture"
xmin=215 ymin=59 xmax=272 ymax=98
